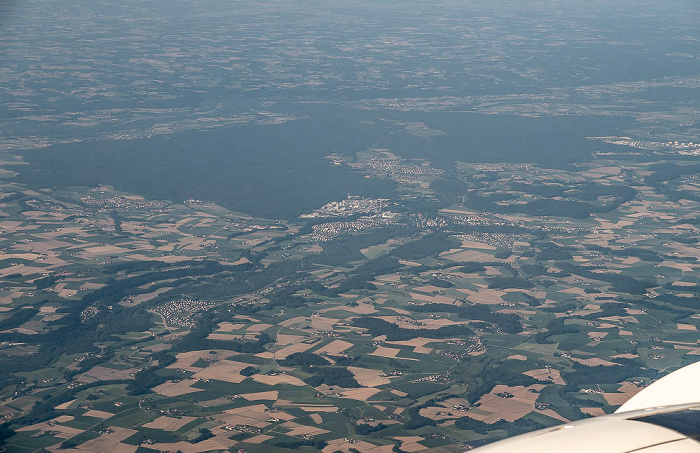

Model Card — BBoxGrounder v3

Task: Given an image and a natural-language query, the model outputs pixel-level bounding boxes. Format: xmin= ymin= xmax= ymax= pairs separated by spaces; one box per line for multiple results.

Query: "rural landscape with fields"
xmin=0 ymin=0 xmax=699 ymax=452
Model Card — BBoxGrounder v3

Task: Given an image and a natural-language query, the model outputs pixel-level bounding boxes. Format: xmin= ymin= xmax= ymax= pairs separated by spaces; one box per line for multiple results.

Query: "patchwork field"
xmin=2 ymin=151 xmax=700 ymax=453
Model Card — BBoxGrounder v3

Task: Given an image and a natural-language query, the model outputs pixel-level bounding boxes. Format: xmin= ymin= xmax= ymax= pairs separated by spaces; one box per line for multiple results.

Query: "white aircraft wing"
xmin=469 ymin=361 xmax=700 ymax=452
xmin=616 ymin=361 xmax=700 ymax=414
